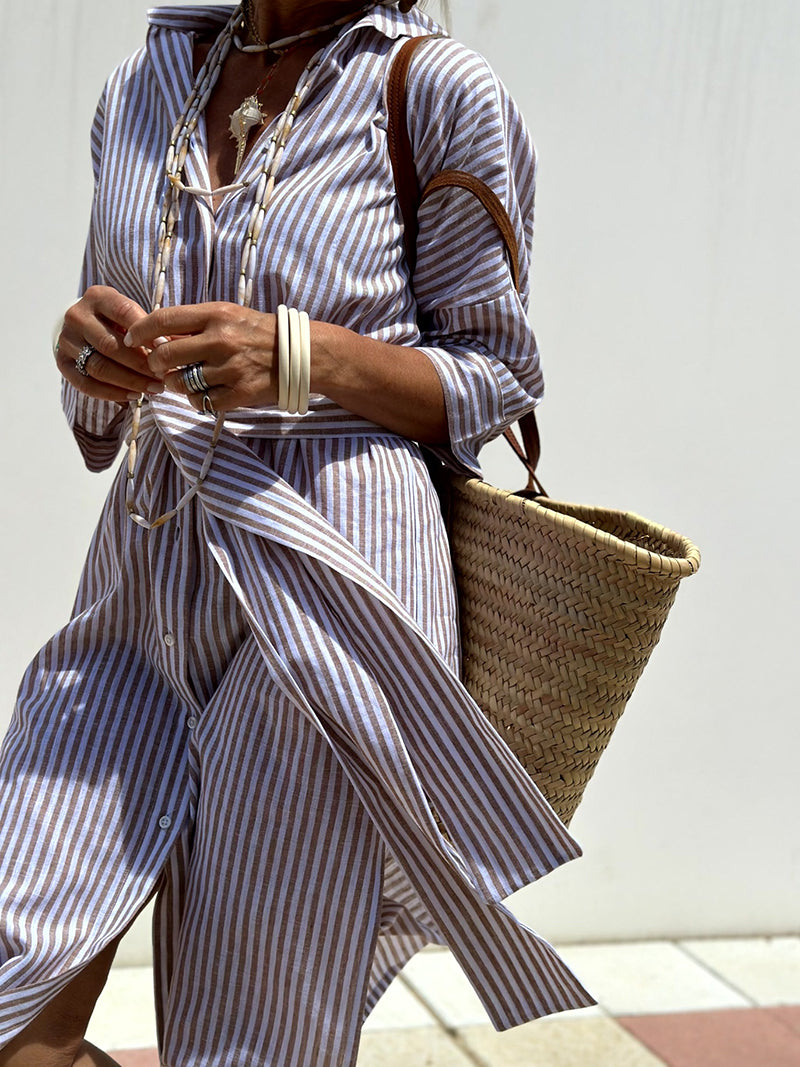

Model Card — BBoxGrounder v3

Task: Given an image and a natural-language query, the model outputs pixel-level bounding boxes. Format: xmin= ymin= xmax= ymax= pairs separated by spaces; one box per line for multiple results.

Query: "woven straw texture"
xmin=447 ymin=475 xmax=701 ymax=826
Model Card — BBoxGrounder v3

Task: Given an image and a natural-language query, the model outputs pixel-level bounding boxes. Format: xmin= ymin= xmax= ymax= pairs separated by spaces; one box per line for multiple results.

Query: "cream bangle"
xmin=297 ymin=310 xmax=311 ymax=416
xmin=277 ymin=304 xmax=290 ymax=410
xmin=287 ymin=307 xmax=301 ymax=414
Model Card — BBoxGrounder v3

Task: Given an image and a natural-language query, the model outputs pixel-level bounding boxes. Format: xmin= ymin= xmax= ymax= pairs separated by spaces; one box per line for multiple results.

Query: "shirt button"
xmin=158 ymin=815 xmax=172 ymax=830
xmin=187 ymin=717 xmax=198 ymax=730
xmin=163 ymin=633 xmax=176 ymax=647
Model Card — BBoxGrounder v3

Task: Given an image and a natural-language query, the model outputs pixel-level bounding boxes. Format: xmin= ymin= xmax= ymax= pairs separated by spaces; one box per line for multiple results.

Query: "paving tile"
xmin=555 ymin=941 xmax=751 ymax=1015
xmin=679 ymin=936 xmax=800 ymax=1006
xmin=85 ymin=965 xmax=157 ymax=1052
xmin=460 ymin=1017 xmax=667 ymax=1066
xmin=618 ymin=1007 xmax=800 ymax=1067
xmin=400 ymin=950 xmax=489 ymax=1026
xmin=768 ymin=1004 xmax=800 ymax=1037
xmin=109 ymin=1051 xmax=160 ymax=1067
xmin=400 ymin=947 xmax=603 ymax=1029
xmin=356 ymin=1027 xmax=473 ymax=1065
xmin=110 ymin=1032 xmax=473 ymax=1067
xmin=363 ymin=976 xmax=438 ymax=1031
xmin=114 ymin=903 xmax=154 ymax=968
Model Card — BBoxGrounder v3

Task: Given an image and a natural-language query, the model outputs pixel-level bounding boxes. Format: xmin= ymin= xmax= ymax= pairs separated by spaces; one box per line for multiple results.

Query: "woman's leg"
xmin=0 ymin=942 xmax=120 ymax=1067
xmin=73 ymin=1046 xmax=120 ymax=1067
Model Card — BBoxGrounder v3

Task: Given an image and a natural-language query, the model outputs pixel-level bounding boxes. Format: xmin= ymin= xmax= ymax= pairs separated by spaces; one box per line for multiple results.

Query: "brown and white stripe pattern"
xmin=0 ymin=4 xmax=593 ymax=1063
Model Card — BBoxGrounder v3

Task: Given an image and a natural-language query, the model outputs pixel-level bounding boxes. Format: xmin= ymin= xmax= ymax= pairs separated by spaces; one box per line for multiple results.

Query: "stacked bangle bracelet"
xmin=276 ymin=304 xmax=310 ymax=415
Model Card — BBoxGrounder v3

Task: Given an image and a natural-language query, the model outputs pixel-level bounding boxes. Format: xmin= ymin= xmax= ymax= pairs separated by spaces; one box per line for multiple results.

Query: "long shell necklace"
xmin=125 ymin=5 xmax=337 ymax=529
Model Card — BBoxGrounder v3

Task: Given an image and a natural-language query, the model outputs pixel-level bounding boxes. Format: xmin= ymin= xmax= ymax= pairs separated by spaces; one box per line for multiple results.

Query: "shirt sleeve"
xmin=405 ymin=40 xmax=541 ymax=475
xmin=61 ymin=84 xmax=128 ymax=472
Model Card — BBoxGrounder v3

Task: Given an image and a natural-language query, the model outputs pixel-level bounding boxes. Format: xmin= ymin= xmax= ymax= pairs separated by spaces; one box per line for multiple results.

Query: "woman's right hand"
xmin=55 ymin=285 xmax=165 ymax=403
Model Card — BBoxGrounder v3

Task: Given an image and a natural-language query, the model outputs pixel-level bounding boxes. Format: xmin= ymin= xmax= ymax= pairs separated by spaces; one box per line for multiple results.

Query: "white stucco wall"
xmin=0 ymin=0 xmax=797 ymax=955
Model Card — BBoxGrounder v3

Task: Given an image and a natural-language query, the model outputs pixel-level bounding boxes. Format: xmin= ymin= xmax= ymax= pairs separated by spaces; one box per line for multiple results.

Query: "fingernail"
xmin=127 ymin=392 xmax=141 ymax=400
xmin=153 ymin=336 xmax=169 ymax=347
xmin=123 ymin=331 xmax=133 ymax=347
xmin=146 ymin=382 xmax=165 ymax=394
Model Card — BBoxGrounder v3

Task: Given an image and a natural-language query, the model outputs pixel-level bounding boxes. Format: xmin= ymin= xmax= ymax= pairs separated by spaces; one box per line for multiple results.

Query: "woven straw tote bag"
xmin=389 ymin=37 xmax=701 ymax=824
xmin=444 ymin=475 xmax=700 ymax=824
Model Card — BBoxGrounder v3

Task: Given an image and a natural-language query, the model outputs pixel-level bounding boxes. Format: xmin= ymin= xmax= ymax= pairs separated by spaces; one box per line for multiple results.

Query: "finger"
xmin=73 ymin=347 xmax=165 ymax=396
xmin=59 ymin=361 xmax=141 ymax=405
xmin=164 ymin=362 xmax=222 ymax=397
xmin=56 ymin=337 xmax=163 ymax=396
xmin=145 ymin=335 xmax=219 ymax=377
xmin=85 ymin=285 xmax=150 ymax=334
xmin=186 ymin=385 xmax=236 ymax=416
xmin=53 ymin=300 xmax=80 ymax=356
xmin=60 ymin=287 xmax=148 ymax=355
xmin=61 ymin=333 xmax=159 ymax=386
xmin=67 ymin=286 xmax=149 ymax=352
xmin=124 ymin=304 xmax=215 ymax=351
xmin=62 ymin=301 xmax=154 ymax=377
xmin=62 ymin=305 xmax=128 ymax=362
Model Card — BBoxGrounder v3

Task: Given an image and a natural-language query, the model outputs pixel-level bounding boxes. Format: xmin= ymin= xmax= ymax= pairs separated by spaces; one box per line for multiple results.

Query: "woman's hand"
xmin=55 ymin=286 xmax=164 ymax=403
xmin=125 ymin=302 xmax=278 ymax=413
xmin=126 ymin=300 xmax=449 ymax=443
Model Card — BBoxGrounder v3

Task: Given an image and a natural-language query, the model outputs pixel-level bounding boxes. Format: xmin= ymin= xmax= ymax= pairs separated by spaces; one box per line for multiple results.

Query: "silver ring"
xmin=75 ymin=342 xmax=96 ymax=377
xmin=202 ymin=392 xmax=216 ymax=416
xmin=182 ymin=362 xmax=210 ymax=395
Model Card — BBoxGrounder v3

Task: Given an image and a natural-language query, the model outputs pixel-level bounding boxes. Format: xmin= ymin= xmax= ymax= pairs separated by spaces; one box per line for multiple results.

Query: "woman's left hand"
xmin=124 ymin=302 xmax=278 ymax=413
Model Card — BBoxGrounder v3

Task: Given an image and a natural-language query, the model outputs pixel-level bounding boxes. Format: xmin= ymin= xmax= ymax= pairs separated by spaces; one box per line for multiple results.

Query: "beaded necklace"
xmin=126 ymin=3 xmax=370 ymax=529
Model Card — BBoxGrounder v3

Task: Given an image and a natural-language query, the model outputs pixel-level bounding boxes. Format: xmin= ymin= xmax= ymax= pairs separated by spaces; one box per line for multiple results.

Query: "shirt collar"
xmin=146 ymin=3 xmax=444 ymax=42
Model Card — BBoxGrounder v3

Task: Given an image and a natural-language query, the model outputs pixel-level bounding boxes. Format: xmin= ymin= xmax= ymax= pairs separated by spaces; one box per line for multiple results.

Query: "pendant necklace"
xmin=230 ymin=2 xmax=391 ymax=173
xmin=229 ymin=45 xmax=297 ymax=176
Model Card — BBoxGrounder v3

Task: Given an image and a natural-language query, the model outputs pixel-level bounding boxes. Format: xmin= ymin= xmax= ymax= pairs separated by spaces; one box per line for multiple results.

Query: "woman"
xmin=0 ymin=1 xmax=595 ymax=1064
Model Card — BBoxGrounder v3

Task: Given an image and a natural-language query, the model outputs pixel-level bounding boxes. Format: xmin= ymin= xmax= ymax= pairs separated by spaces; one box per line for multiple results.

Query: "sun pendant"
xmin=230 ymin=95 xmax=265 ymax=175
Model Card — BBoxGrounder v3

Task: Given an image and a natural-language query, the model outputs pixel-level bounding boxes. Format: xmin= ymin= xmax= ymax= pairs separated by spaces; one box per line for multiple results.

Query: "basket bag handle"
xmin=387 ymin=35 xmax=545 ymax=496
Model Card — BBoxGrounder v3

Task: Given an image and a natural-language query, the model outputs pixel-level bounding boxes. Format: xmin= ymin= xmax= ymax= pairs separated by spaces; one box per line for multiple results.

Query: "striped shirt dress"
xmin=0 ymin=4 xmax=596 ymax=1064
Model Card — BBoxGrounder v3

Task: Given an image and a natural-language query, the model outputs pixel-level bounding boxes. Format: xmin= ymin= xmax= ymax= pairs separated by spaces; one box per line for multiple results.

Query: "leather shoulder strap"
xmin=386 ymin=36 xmax=430 ymax=274
xmin=387 ymin=37 xmax=521 ymax=286
xmin=386 ymin=36 xmax=545 ymax=494
xmin=421 ymin=171 xmax=521 ymax=293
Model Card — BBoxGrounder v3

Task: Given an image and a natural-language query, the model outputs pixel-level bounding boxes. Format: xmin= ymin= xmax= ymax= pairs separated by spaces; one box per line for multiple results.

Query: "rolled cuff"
xmin=62 ymin=380 xmax=127 ymax=472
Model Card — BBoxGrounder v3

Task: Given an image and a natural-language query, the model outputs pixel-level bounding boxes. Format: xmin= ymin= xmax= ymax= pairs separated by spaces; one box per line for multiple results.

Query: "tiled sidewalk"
xmin=88 ymin=937 xmax=800 ymax=1066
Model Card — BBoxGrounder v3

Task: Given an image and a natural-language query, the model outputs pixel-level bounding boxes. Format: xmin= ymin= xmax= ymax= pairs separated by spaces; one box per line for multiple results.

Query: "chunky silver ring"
xmin=182 ymin=362 xmax=210 ymax=395
xmin=75 ymin=342 xmax=96 ymax=377
xmin=202 ymin=392 xmax=216 ymax=416
xmin=181 ymin=366 xmax=198 ymax=394
xmin=194 ymin=364 xmax=211 ymax=392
